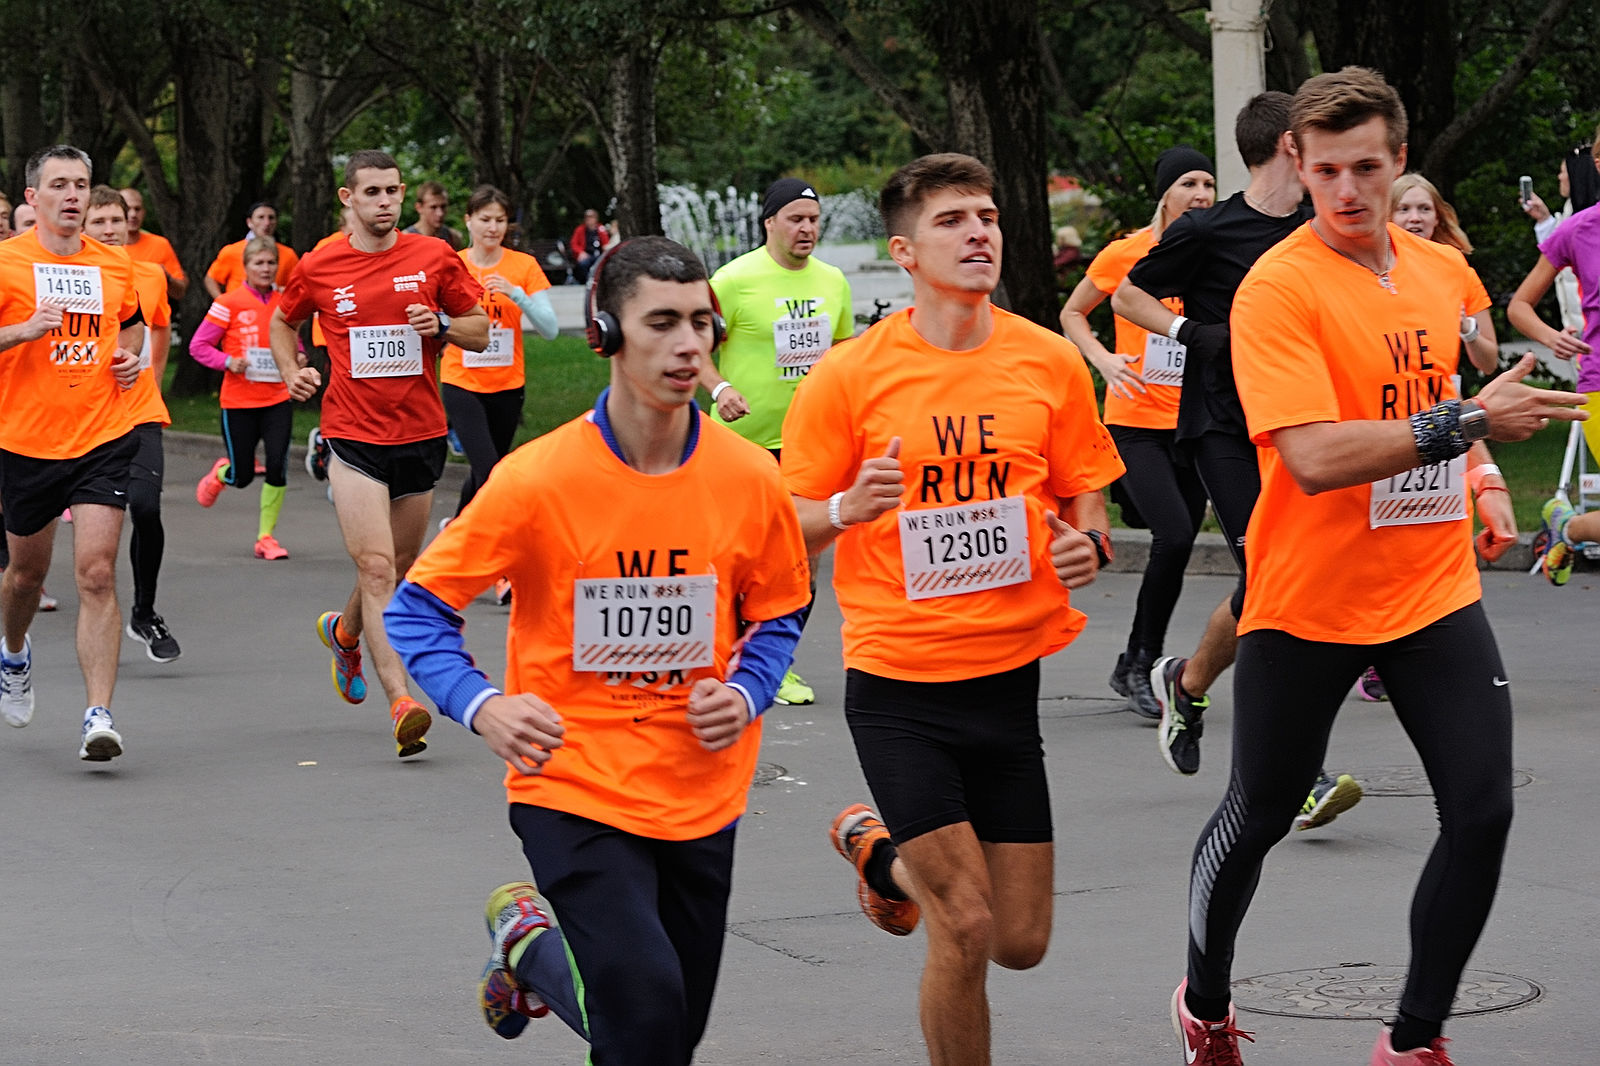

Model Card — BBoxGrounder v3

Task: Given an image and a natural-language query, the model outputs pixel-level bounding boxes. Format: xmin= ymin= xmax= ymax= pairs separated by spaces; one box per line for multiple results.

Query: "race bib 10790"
xmin=572 ymin=575 xmax=717 ymax=672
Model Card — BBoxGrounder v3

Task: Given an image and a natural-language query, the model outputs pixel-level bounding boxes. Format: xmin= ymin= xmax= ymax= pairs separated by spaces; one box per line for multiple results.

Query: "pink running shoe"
xmin=1357 ymin=666 xmax=1388 ymax=702
xmin=1172 ymin=979 xmax=1254 ymax=1065
xmin=253 ymin=534 xmax=289 ymax=561
xmin=196 ymin=458 xmax=229 ymax=508
xmin=1370 ymin=1027 xmax=1454 ymax=1065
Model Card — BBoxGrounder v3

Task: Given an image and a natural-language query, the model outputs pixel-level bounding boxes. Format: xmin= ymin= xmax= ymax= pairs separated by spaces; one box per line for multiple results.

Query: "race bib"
xmin=1142 ymin=334 xmax=1187 ymax=386
xmin=898 ymin=497 xmax=1031 ymax=601
xmin=244 ymin=346 xmax=281 ymax=383
xmin=462 ymin=327 xmax=516 ymax=368
xmin=572 ymin=575 xmax=717 ymax=672
xmin=33 ymin=263 xmax=103 ymax=314
xmin=348 ymin=325 xmax=423 ymax=378
xmin=774 ymin=314 xmax=832 ymax=370
xmin=1369 ymin=456 xmax=1467 ymax=528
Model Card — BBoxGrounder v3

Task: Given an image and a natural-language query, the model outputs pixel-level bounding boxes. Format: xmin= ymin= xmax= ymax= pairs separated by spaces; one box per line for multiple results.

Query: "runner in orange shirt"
xmin=189 ymin=237 xmax=299 ymax=560
xmin=1169 ymin=69 xmax=1587 ymax=1066
xmin=271 ymin=149 xmax=488 ymax=758
xmin=82 ymin=186 xmax=182 ymax=663
xmin=441 ymin=184 xmax=558 ymax=524
xmin=385 ymin=236 xmax=810 ymax=1059
xmin=0 ymin=145 xmax=144 ymax=761
xmin=1061 ymin=146 xmax=1213 ymax=720
xmin=782 ymin=154 xmax=1124 ymax=1065
xmin=119 ymin=187 xmax=187 ymax=301
xmin=204 ymin=201 xmax=299 ymax=297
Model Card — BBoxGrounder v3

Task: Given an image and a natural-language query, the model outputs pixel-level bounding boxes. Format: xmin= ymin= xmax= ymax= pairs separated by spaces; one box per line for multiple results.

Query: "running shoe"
xmin=1357 ymin=666 xmax=1389 ymax=702
xmin=1171 ymin=980 xmax=1254 ymax=1065
xmin=448 ymin=427 xmax=465 ymax=456
xmin=79 ymin=706 xmax=123 ymax=761
xmin=1108 ymin=652 xmax=1132 ymax=699
xmin=1536 ymin=495 xmax=1577 ymax=586
xmin=253 ymin=534 xmax=289 ymax=561
xmin=1125 ymin=652 xmax=1161 ymax=719
xmin=391 ymin=697 xmax=431 ymax=758
xmin=829 ymin=804 xmax=919 ymax=936
xmin=38 ymin=588 xmax=58 ymax=612
xmin=479 ymin=881 xmax=552 ymax=1039
xmin=494 ymin=577 xmax=512 ymax=607
xmin=1370 ymin=1027 xmax=1455 ymax=1065
xmin=774 ymin=668 xmax=814 ymax=706
xmin=305 ymin=427 xmax=330 ymax=482
xmin=1154 ymin=656 xmax=1208 ymax=775
xmin=61 ymin=508 xmax=72 ymax=524
xmin=126 ymin=615 xmax=182 ymax=663
xmin=315 ymin=611 xmax=367 ymax=704
xmin=1 ymin=635 xmax=34 ymax=728
xmin=195 ymin=457 xmax=229 ymax=507
xmin=1295 ymin=772 xmax=1364 ymax=831
xmin=438 ymin=516 xmax=453 ymax=534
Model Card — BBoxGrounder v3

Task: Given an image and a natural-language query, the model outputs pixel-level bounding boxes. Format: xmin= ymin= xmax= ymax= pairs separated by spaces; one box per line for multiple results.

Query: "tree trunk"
xmin=604 ymin=41 xmax=663 ymax=238
xmin=288 ymin=59 xmax=335 ymax=255
xmin=1 ymin=72 xmax=47 ymax=199
xmin=919 ymin=0 xmax=1055 ymax=328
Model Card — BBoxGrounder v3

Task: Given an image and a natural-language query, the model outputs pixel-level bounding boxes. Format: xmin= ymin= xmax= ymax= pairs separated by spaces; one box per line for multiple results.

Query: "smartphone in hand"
xmin=1519 ymin=175 xmax=1534 ymax=204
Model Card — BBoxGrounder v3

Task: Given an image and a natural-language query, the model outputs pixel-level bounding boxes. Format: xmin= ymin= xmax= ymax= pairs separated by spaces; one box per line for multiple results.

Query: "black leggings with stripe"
xmin=1186 ymin=602 xmax=1513 ymax=1024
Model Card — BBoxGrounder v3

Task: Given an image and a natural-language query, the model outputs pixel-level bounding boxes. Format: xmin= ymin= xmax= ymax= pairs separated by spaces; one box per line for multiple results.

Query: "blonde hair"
xmin=1390 ymin=173 xmax=1472 ymax=254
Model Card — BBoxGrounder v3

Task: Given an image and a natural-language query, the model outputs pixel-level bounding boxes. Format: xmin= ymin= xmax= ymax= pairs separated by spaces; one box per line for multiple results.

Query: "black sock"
xmin=1184 ymin=988 xmax=1232 ymax=1025
xmin=1389 ymin=1013 xmax=1441 ymax=1052
xmin=864 ymin=839 xmax=907 ymax=901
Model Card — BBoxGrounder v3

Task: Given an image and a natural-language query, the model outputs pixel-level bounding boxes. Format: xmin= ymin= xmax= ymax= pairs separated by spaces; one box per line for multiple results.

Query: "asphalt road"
xmin=1 ymin=443 xmax=1594 ymax=1065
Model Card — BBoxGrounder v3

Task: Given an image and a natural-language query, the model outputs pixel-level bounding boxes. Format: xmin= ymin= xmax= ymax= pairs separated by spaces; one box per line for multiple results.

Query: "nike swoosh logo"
xmin=1492 ymin=677 xmax=1510 ymax=687
xmin=1185 ymin=1044 xmax=1199 ymax=1064
xmin=633 ymin=715 xmax=654 ymax=724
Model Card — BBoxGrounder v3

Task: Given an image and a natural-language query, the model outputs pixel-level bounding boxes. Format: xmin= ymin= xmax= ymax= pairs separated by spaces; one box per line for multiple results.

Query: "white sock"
xmin=1 ymin=639 xmax=24 ymax=662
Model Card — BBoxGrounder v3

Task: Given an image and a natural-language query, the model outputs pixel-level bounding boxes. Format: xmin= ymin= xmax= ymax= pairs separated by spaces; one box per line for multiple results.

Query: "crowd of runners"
xmin=0 ymin=65 xmax=1594 ymax=1066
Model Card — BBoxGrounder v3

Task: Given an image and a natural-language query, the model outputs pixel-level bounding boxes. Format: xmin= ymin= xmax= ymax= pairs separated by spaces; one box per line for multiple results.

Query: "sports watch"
xmin=1459 ymin=400 xmax=1490 ymax=444
xmin=435 ymin=312 xmax=452 ymax=339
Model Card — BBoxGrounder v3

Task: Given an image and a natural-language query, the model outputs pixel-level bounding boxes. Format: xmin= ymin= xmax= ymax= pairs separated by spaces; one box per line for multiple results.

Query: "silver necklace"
xmin=1311 ymin=221 xmax=1396 ymax=294
xmin=1243 ymin=191 xmax=1298 ymax=218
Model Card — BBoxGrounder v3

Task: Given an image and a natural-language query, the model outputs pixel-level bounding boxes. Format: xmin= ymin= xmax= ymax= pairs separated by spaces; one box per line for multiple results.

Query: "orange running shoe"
xmin=829 ymin=804 xmax=919 ymax=936
xmin=253 ymin=534 xmax=289 ymax=561
xmin=391 ymin=697 xmax=431 ymax=758
xmin=196 ymin=458 xmax=229 ymax=507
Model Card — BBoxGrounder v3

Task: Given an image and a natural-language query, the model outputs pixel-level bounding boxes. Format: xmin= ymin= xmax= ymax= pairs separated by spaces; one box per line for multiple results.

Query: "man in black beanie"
xmin=1113 ymin=94 xmax=1366 ymax=828
xmin=697 ymin=176 xmax=854 ymax=707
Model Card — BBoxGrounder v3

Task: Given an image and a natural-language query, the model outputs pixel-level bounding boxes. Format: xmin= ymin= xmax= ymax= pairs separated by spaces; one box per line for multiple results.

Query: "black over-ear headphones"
xmin=585 ymin=240 xmax=726 ymax=357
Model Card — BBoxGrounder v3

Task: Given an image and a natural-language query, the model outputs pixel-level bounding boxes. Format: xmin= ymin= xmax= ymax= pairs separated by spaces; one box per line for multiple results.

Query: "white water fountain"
xmin=659 ymin=184 xmax=884 ymax=272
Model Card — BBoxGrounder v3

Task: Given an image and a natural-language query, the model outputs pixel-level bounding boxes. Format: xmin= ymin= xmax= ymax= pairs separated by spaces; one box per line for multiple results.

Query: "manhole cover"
xmin=1233 ymin=964 xmax=1541 ymax=1019
xmin=750 ymin=762 xmax=786 ymax=787
xmin=1038 ymin=695 xmax=1130 ymax=719
xmin=1341 ymin=766 xmax=1534 ymax=797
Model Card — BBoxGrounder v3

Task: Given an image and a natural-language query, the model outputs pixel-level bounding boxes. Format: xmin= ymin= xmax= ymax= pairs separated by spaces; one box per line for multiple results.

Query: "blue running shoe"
xmin=316 ymin=611 xmax=367 ymax=704
xmin=1537 ymin=495 xmax=1577 ymax=587
xmin=480 ymin=881 xmax=552 ymax=1039
xmin=448 ymin=427 xmax=464 ymax=457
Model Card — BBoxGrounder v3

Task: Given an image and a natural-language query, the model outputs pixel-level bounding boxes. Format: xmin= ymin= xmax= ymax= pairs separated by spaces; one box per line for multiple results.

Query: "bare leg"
xmin=1567 ymin=511 xmax=1600 ymax=543
xmin=2 ymin=525 xmax=53 ymax=652
xmin=1180 ymin=595 xmax=1239 ymax=699
xmin=69 ymin=504 xmax=126 ymax=707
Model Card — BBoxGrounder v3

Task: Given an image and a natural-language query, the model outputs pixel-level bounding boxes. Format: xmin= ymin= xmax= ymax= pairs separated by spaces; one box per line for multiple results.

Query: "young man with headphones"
xmin=385 ymin=236 xmax=812 ymax=1062
xmin=699 ymin=177 xmax=855 ymax=706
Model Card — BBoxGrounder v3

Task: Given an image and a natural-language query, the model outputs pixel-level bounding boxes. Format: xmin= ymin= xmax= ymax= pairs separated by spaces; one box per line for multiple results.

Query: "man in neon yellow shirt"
xmin=700 ymin=178 xmax=853 ymax=705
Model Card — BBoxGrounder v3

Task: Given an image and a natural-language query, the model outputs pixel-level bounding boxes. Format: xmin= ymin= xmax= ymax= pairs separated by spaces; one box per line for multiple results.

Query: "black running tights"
xmin=1185 ymin=602 xmax=1513 ymax=1023
xmin=443 ymin=383 xmax=523 ymax=515
xmin=1109 ymin=425 xmax=1208 ymax=655
xmin=1188 ymin=430 xmax=1258 ymax=619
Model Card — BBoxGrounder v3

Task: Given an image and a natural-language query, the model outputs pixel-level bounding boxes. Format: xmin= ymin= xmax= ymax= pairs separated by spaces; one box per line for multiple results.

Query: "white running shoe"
xmin=1 ymin=636 xmax=34 ymax=728
xmin=79 ymin=707 xmax=123 ymax=761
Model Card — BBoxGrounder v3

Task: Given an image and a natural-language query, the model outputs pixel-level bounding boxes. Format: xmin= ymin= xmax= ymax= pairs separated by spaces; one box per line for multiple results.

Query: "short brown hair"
xmin=594 ymin=236 xmax=707 ymax=320
xmin=1290 ymin=67 xmax=1407 ymax=157
xmin=1235 ymin=92 xmax=1293 ymax=168
xmin=879 ymin=153 xmax=994 ymax=239
xmin=87 ymin=185 xmax=128 ymax=216
xmin=465 ymin=184 xmax=512 ymax=217
xmin=415 ymin=180 xmax=448 ymax=204
xmin=344 ymin=149 xmax=400 ymax=189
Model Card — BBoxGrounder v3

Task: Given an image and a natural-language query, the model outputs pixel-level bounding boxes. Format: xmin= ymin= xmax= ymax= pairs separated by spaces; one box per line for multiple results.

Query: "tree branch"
xmin=74 ymin=42 xmax=175 ymax=214
xmin=1421 ymin=0 xmax=1575 ymax=176
xmin=1132 ymin=0 xmax=1210 ymax=58
xmin=788 ymin=0 xmax=945 ymax=148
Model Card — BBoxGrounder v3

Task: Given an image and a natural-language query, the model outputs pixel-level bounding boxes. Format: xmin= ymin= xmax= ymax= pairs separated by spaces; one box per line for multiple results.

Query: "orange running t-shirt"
xmin=124 ymin=231 xmax=185 ymax=285
xmin=405 ymin=411 xmax=812 ymax=841
xmin=441 ymin=247 xmax=550 ymax=393
xmin=1083 ymin=228 xmax=1184 ymax=429
xmin=203 ymin=286 xmax=291 ymax=409
xmin=1232 ymin=223 xmax=1489 ymax=644
xmin=782 ymin=307 xmax=1125 ymax=682
xmin=278 ymin=233 xmax=483 ymax=444
xmin=0 ymin=230 xmax=141 ymax=458
xmin=125 ymin=259 xmax=171 ymax=427
xmin=206 ymin=239 xmax=300 ymax=292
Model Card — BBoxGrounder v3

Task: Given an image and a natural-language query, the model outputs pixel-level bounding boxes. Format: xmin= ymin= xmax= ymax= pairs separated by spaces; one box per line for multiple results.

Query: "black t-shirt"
xmin=1126 ymin=192 xmax=1313 ymax=442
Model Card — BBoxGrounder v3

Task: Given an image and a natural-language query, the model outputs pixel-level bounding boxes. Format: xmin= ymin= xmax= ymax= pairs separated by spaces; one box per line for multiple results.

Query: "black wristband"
xmin=1085 ymin=529 xmax=1114 ymax=569
xmin=1409 ymin=399 xmax=1470 ymax=464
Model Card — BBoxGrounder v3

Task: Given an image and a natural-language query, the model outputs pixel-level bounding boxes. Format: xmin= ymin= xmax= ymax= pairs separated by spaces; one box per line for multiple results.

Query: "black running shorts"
xmin=0 ymin=431 xmax=138 ymax=536
xmin=844 ymin=659 xmax=1051 ymax=846
xmin=326 ymin=436 xmax=447 ymax=500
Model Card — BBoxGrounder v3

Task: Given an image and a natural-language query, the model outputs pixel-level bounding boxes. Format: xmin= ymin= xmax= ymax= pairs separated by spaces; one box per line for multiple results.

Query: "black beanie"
xmin=760 ymin=178 xmax=820 ymax=222
xmin=1154 ymin=146 xmax=1214 ymax=202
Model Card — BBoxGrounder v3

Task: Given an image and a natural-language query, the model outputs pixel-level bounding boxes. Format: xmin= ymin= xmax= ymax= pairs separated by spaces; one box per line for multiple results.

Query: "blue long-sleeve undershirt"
xmin=506 ymin=286 xmax=559 ymax=340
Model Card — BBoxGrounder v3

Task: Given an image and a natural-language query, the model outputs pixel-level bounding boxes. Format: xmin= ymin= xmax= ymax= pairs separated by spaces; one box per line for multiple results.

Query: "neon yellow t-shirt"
xmin=708 ymin=246 xmax=853 ymax=450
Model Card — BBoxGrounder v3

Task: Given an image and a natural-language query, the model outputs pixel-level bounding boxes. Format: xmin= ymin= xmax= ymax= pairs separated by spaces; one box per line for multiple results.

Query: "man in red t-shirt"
xmin=271 ymin=149 xmax=488 ymax=759
xmin=568 ymin=208 xmax=609 ymax=284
